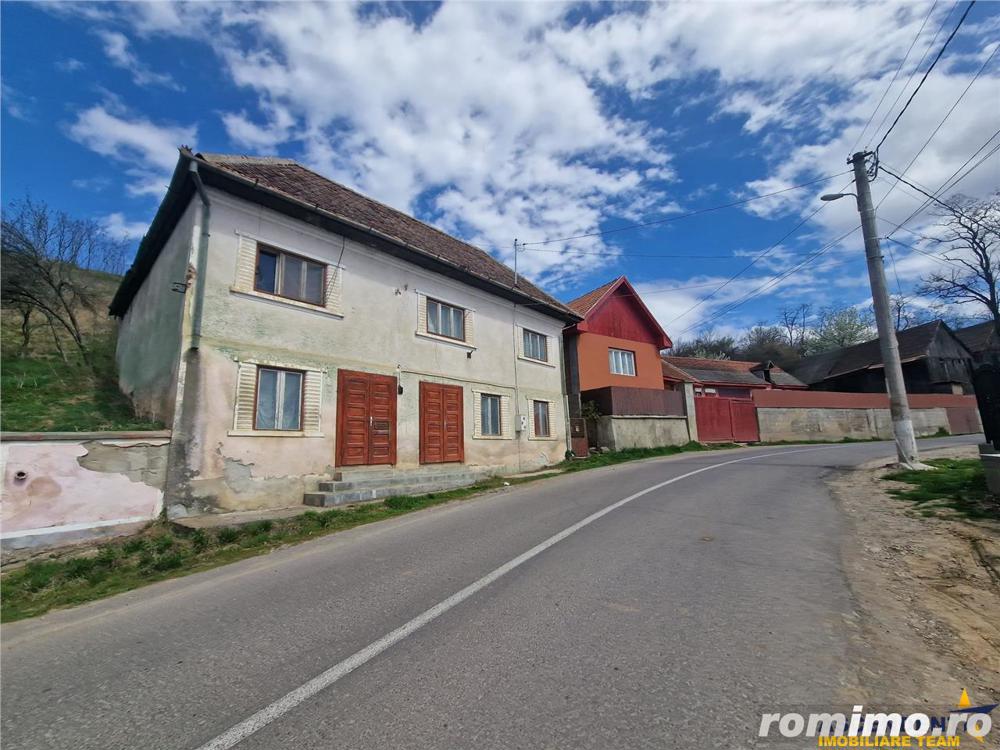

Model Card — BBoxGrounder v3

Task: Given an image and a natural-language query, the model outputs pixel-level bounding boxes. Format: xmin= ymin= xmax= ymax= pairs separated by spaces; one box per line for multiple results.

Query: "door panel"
xmin=420 ymin=382 xmax=464 ymax=464
xmin=336 ymin=370 xmax=397 ymax=466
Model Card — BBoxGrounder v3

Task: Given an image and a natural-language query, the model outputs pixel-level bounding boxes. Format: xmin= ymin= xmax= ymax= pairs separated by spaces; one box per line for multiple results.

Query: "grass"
xmin=0 ymin=440 xmax=727 ymax=622
xmin=884 ymin=458 xmax=1000 ymax=520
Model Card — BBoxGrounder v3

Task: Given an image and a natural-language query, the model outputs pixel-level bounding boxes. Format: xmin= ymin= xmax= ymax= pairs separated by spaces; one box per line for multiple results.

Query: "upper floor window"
xmin=427 ymin=298 xmax=466 ymax=341
xmin=609 ymin=348 xmax=636 ymax=376
xmin=255 ymin=367 xmax=303 ymax=431
xmin=256 ymin=245 xmax=326 ymax=306
xmin=522 ymin=329 xmax=548 ymax=362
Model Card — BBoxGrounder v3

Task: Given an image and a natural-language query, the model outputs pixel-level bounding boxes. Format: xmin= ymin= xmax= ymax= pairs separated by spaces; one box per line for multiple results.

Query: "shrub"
xmin=151 ymin=535 xmax=174 ymax=553
xmin=215 ymin=527 xmax=240 ymax=545
xmin=190 ymin=529 xmax=209 ymax=552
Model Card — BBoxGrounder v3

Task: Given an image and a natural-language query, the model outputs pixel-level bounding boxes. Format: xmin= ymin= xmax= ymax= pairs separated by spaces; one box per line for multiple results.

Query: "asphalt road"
xmin=1 ymin=436 xmax=982 ymax=749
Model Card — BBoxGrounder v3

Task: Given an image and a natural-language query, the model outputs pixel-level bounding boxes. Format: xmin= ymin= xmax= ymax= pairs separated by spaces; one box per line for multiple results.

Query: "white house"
xmin=111 ymin=150 xmax=578 ymax=516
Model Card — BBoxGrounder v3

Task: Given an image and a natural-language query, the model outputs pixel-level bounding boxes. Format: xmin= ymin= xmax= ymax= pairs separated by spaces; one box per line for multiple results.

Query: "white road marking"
xmin=195 ymin=447 xmax=824 ymax=750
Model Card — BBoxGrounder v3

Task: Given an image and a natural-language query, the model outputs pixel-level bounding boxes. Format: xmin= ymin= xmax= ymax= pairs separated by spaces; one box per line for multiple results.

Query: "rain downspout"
xmin=189 ymin=161 xmax=210 ymax=348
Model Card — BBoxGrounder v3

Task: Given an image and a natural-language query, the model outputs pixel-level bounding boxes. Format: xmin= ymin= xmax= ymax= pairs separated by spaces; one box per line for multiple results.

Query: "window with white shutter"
xmin=417 ymin=293 xmax=475 ymax=347
xmin=231 ymin=361 xmax=324 ymax=436
xmin=232 ymin=235 xmax=342 ymax=315
xmin=473 ymin=391 xmax=512 ymax=439
xmin=526 ymin=397 xmax=558 ymax=440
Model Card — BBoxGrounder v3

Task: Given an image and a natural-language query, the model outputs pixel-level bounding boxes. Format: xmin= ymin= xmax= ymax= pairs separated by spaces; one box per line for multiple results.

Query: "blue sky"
xmin=2 ymin=1 xmax=998 ymax=342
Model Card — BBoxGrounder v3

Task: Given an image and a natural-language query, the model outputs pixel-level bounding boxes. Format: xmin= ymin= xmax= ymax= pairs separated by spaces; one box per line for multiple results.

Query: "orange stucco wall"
xmin=575 ymin=332 xmax=665 ymax=391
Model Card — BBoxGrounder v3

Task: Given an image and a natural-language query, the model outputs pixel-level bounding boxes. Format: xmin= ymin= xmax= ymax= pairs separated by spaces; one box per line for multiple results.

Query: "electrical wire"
xmin=870 ymin=1 xmax=957 ymax=147
xmin=850 ymin=0 xmax=938 ymax=155
xmin=873 ymin=0 xmax=977 ymax=154
xmin=676 ymin=226 xmax=863 ymax=335
xmin=874 ymin=41 xmax=998 ymax=212
xmin=664 ymin=178 xmax=855 ymax=327
xmin=879 ymin=164 xmax=980 ymax=221
xmin=519 ymin=171 xmax=850 ymax=247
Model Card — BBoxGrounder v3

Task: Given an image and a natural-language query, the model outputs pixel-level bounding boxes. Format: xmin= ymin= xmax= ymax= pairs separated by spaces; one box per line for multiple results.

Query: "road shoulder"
xmin=831 ymin=445 xmax=1000 ymax=706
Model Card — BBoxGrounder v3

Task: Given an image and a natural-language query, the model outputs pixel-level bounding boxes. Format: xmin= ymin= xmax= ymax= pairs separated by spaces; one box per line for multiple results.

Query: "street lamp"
xmin=820 ymin=192 xmax=856 ymax=202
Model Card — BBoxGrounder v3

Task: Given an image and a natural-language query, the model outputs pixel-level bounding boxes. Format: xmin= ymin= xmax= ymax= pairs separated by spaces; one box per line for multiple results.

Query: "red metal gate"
xmin=695 ymin=396 xmax=760 ymax=443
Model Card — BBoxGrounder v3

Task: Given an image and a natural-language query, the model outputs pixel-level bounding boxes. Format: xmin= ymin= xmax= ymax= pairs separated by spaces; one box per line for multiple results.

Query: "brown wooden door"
xmin=419 ymin=382 xmax=464 ymax=464
xmin=336 ymin=370 xmax=397 ymax=466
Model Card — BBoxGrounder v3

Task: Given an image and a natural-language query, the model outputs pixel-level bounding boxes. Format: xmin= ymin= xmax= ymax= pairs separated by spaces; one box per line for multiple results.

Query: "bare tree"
xmin=779 ymin=303 xmax=810 ymax=351
xmin=1 ymin=198 xmax=127 ymax=364
xmin=918 ymin=193 xmax=1000 ymax=336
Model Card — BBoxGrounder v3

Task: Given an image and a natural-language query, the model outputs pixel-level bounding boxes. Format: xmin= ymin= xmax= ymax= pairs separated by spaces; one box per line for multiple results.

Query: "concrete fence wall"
xmin=751 ymin=391 xmax=981 ymax=443
xmin=1 ymin=431 xmax=170 ymax=553
xmin=590 ymin=415 xmax=692 ymax=450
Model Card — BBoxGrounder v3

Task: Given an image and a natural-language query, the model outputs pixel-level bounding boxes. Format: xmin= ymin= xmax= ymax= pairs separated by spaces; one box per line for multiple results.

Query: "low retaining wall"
xmin=751 ymin=391 xmax=982 ymax=443
xmin=1 ymin=431 xmax=170 ymax=553
xmin=590 ymin=415 xmax=691 ymax=450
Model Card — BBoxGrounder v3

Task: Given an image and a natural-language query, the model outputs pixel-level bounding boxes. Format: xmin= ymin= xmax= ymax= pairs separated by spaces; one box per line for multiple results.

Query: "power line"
xmin=875 ymin=40 xmax=998 ymax=210
xmin=873 ymin=0 xmax=976 ymax=154
xmin=850 ymin=0 xmax=938 ymax=155
xmin=677 ymin=226 xmax=863 ymax=335
xmin=879 ymin=163 xmax=979 ymax=220
xmin=522 ymin=247 xmax=743 ymax=259
xmin=664 ymin=178 xmax=855 ymax=327
xmin=884 ymin=127 xmax=1000 ymax=236
xmin=870 ymin=1 xmax=956 ymax=147
xmin=520 ymin=171 xmax=850 ymax=247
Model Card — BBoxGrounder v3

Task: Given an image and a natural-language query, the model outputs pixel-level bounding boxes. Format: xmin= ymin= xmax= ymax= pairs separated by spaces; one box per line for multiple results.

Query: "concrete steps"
xmin=303 ymin=467 xmax=493 ymax=508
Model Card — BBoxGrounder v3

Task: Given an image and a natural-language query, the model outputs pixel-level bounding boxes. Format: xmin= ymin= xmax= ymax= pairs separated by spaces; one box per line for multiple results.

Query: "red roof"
xmin=566 ymin=278 xmax=620 ymax=317
xmin=662 ymin=356 xmax=806 ymax=389
xmin=564 ymin=276 xmax=671 ymax=349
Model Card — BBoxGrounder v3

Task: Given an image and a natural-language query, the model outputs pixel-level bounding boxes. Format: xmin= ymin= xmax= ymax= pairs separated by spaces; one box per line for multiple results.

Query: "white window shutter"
xmin=526 ymin=398 xmax=535 ymax=437
xmin=417 ymin=293 xmax=428 ymax=334
xmin=302 ymin=370 xmax=323 ymax=434
xmin=516 ymin=326 xmax=524 ymax=357
xmin=233 ymin=361 xmax=258 ymax=431
xmin=234 ymin=235 xmax=257 ymax=292
xmin=472 ymin=390 xmax=483 ymax=438
xmin=500 ymin=395 xmax=512 ymax=438
xmin=324 ymin=266 xmax=342 ymax=314
xmin=464 ymin=308 xmax=474 ymax=345
xmin=547 ymin=399 xmax=558 ymax=435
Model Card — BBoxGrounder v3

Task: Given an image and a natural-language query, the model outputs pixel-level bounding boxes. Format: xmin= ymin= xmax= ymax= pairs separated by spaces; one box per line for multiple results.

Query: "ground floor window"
xmin=481 ymin=393 xmax=502 ymax=436
xmin=533 ymin=400 xmax=551 ymax=437
xmin=255 ymin=367 xmax=303 ymax=430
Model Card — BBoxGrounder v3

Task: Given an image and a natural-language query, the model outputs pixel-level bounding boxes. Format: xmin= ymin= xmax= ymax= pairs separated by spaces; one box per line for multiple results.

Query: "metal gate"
xmin=695 ymin=396 xmax=760 ymax=443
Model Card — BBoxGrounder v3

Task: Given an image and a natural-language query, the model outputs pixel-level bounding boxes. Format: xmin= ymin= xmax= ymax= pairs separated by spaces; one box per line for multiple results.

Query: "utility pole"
xmin=513 ymin=238 xmax=519 ymax=287
xmin=851 ymin=151 xmax=921 ymax=467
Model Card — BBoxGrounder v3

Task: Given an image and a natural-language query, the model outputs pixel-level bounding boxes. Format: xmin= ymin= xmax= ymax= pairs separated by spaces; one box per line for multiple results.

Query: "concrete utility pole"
xmin=851 ymin=151 xmax=921 ymax=467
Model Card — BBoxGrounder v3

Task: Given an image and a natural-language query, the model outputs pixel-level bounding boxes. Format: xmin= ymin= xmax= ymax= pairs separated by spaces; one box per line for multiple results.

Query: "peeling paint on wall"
xmin=1 ymin=435 xmax=168 ymax=551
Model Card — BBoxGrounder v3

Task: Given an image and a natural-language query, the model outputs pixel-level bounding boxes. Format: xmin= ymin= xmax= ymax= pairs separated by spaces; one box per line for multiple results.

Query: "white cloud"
xmin=67 ymin=104 xmax=196 ymax=196
xmin=55 ymin=58 xmax=85 ymax=73
xmin=101 ymin=212 xmax=148 ymax=240
xmin=97 ymin=30 xmax=182 ymax=90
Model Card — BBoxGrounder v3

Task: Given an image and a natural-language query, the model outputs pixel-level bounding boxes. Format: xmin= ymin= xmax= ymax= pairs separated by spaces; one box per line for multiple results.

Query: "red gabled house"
xmin=563 ymin=277 xmax=684 ymax=453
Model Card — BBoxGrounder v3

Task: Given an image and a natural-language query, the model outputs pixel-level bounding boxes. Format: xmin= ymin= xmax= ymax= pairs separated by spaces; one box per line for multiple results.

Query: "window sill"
xmin=527 ymin=435 xmax=557 ymax=441
xmin=518 ymin=354 xmax=555 ymax=368
xmin=228 ymin=430 xmax=325 ymax=438
xmin=230 ymin=287 xmax=343 ymax=318
xmin=473 ymin=434 xmax=510 ymax=440
xmin=415 ymin=330 xmax=476 ymax=350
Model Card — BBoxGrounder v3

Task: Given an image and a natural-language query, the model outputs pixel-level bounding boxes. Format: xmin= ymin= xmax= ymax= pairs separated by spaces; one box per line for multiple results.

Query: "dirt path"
xmin=831 ymin=445 xmax=1000 ymax=712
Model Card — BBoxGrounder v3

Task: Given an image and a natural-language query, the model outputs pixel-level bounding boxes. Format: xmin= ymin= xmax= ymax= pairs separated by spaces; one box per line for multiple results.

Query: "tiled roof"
xmin=200 ymin=153 xmax=574 ymax=317
xmin=790 ymin=320 xmax=949 ymax=384
xmin=661 ymin=359 xmax=698 ymax=383
xmin=566 ymin=278 xmax=620 ymax=317
xmin=662 ymin=356 xmax=806 ymax=388
xmin=955 ymin=320 xmax=998 ymax=354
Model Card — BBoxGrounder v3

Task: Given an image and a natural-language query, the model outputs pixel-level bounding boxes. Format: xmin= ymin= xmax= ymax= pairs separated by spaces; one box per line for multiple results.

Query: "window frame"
xmin=255 ymin=243 xmax=327 ymax=307
xmin=480 ymin=393 xmax=502 ymax=437
xmin=609 ymin=347 xmax=637 ymax=377
xmin=522 ymin=328 xmax=549 ymax=362
xmin=426 ymin=297 xmax=466 ymax=341
xmin=253 ymin=365 xmax=306 ymax=432
xmin=532 ymin=399 xmax=551 ymax=438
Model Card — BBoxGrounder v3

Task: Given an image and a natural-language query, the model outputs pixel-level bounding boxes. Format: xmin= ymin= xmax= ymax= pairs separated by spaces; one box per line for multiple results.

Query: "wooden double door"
xmin=419 ymin=382 xmax=464 ymax=464
xmin=336 ymin=370 xmax=397 ymax=466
